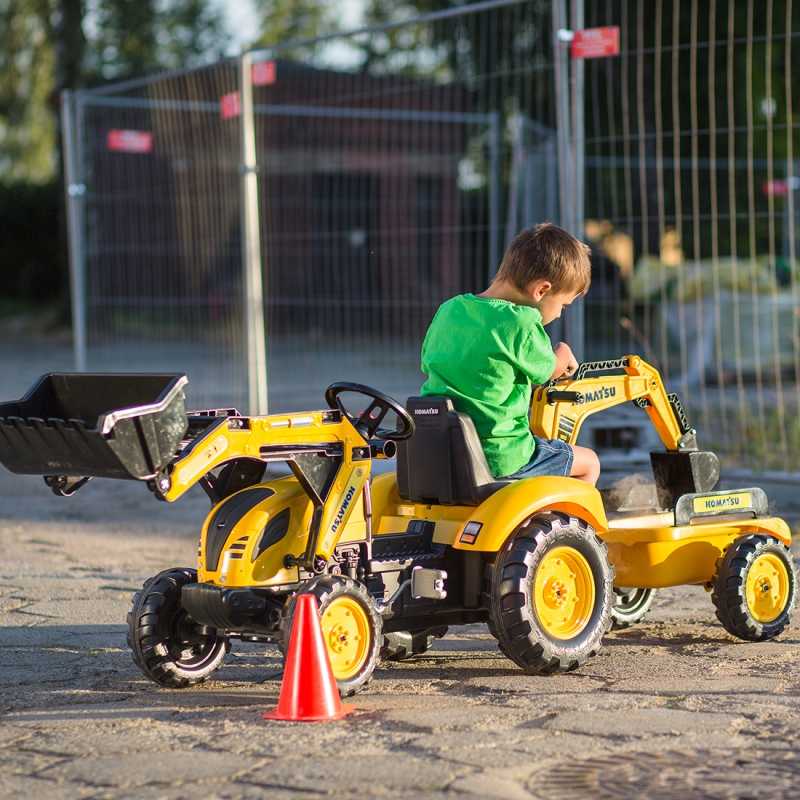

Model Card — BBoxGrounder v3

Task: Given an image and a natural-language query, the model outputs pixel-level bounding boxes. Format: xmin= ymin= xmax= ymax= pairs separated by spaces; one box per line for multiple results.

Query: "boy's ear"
xmin=526 ymin=279 xmax=552 ymax=300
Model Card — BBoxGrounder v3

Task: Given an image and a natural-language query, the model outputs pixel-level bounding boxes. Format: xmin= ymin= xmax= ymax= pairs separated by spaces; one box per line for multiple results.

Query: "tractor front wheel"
xmin=489 ymin=512 xmax=614 ymax=673
xmin=712 ymin=534 xmax=797 ymax=641
xmin=127 ymin=568 xmax=230 ymax=688
xmin=281 ymin=576 xmax=382 ymax=697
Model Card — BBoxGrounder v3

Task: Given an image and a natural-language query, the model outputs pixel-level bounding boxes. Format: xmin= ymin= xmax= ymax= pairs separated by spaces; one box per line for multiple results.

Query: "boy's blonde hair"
xmin=497 ymin=222 xmax=591 ymax=295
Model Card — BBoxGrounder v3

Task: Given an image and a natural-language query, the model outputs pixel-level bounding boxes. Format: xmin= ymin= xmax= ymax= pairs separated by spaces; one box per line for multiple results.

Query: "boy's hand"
xmin=551 ymin=341 xmax=579 ymax=379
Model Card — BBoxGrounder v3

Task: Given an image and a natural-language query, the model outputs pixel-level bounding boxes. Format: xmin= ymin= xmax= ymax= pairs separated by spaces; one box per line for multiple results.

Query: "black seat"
xmin=396 ymin=396 xmax=512 ymax=505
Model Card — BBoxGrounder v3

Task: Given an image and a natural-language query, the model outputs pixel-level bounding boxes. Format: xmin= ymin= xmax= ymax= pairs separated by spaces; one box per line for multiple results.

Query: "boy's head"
xmin=496 ymin=223 xmax=591 ymax=324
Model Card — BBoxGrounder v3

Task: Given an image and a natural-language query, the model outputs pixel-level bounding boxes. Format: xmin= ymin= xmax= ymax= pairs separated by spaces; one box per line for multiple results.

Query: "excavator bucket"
xmin=0 ymin=373 xmax=188 ymax=481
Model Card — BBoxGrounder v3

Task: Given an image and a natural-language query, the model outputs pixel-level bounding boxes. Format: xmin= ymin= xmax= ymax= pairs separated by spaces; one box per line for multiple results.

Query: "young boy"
xmin=420 ymin=222 xmax=601 ymax=485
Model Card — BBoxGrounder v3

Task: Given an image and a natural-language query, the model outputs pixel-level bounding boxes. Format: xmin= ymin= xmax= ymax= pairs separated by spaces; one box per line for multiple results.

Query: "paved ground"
xmin=2 ymin=464 xmax=800 ymax=799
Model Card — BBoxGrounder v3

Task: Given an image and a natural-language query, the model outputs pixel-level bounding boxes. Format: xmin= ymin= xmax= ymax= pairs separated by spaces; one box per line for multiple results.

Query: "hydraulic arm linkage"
xmin=529 ymin=355 xmax=697 ymax=452
xmin=151 ymin=407 xmax=374 ymax=571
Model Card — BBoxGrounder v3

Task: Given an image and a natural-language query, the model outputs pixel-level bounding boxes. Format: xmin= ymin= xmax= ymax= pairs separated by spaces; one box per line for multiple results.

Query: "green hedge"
xmin=0 ymin=181 xmax=66 ymax=308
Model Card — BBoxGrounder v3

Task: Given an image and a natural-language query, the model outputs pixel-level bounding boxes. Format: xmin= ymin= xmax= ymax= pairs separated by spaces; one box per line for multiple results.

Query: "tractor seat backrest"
xmin=396 ymin=396 xmax=512 ymax=505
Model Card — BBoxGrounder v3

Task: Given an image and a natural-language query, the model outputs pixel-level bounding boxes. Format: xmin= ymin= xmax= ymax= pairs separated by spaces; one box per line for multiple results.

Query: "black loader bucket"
xmin=0 ymin=374 xmax=188 ymax=480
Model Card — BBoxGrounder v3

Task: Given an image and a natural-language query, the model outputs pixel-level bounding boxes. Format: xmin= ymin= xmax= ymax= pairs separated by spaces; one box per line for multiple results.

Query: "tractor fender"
xmin=452 ymin=476 xmax=608 ymax=552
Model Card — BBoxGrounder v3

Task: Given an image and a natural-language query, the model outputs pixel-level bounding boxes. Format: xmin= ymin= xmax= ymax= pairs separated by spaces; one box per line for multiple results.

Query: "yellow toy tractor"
xmin=0 ymin=356 xmax=795 ymax=696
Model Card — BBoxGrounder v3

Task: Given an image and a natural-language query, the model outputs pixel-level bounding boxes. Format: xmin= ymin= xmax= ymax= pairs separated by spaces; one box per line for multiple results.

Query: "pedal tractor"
xmin=0 ymin=356 xmax=795 ymax=696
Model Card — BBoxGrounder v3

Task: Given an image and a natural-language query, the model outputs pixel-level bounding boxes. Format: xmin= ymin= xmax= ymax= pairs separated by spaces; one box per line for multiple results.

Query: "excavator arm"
xmin=530 ymin=355 xmax=697 ymax=452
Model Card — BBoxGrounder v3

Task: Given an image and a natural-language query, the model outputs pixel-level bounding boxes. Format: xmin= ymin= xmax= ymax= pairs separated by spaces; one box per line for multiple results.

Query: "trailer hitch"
xmin=44 ymin=475 xmax=92 ymax=497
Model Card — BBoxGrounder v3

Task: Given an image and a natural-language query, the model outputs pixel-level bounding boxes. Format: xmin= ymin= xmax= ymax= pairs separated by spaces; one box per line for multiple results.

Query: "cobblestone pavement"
xmin=2 ymin=467 xmax=800 ymax=800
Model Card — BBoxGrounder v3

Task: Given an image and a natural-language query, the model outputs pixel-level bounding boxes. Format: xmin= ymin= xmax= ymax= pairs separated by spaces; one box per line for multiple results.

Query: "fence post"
xmin=61 ymin=90 xmax=87 ymax=372
xmin=488 ymin=111 xmax=503 ymax=281
xmin=552 ymin=0 xmax=586 ymax=359
xmin=569 ymin=0 xmax=586 ymax=360
xmin=239 ymin=52 xmax=269 ymax=415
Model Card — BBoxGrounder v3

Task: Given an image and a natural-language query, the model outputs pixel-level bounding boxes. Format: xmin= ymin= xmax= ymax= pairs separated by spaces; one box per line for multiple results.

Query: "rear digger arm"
xmin=530 ymin=355 xmax=696 ymax=451
xmin=530 ymin=356 xmax=715 ymax=508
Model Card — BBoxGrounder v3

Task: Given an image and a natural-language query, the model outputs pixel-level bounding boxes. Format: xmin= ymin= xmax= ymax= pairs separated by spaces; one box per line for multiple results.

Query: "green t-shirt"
xmin=420 ymin=293 xmax=556 ymax=478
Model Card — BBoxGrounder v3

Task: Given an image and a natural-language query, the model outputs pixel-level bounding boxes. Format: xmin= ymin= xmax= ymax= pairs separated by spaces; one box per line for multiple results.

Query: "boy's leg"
xmin=570 ymin=444 xmax=601 ymax=486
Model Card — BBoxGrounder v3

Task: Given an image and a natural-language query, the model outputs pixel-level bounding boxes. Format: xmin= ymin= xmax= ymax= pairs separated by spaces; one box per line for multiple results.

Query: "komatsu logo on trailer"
xmin=581 ymin=386 xmax=616 ymax=403
xmin=330 ymin=485 xmax=357 ymax=534
xmin=693 ymin=492 xmax=752 ymax=514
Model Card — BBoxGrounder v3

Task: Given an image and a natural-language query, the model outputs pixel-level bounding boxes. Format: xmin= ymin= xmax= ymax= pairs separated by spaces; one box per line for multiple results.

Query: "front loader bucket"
xmin=0 ymin=373 xmax=188 ymax=480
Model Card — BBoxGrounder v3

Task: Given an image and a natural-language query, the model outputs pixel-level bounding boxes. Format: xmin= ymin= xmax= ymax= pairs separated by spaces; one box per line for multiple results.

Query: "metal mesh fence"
xmin=71 ymin=59 xmax=248 ymax=411
xmin=249 ymin=0 xmax=558 ymax=410
xmin=63 ymin=0 xmax=800 ymax=473
xmin=582 ymin=0 xmax=800 ymax=471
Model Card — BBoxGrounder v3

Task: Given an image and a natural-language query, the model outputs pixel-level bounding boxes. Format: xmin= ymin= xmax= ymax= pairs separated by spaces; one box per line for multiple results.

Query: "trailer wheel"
xmin=281 ymin=576 xmax=382 ymax=697
xmin=610 ymin=587 xmax=656 ymax=629
xmin=489 ymin=512 xmax=614 ymax=673
xmin=381 ymin=626 xmax=448 ymax=661
xmin=712 ymin=534 xmax=797 ymax=641
xmin=127 ymin=568 xmax=230 ymax=688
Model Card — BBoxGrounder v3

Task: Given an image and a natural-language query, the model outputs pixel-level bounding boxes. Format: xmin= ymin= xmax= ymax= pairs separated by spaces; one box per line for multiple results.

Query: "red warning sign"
xmin=107 ymin=129 xmax=153 ymax=153
xmin=220 ymin=91 xmax=241 ymax=119
xmin=252 ymin=60 xmax=277 ymax=86
xmin=571 ymin=26 xmax=620 ymax=59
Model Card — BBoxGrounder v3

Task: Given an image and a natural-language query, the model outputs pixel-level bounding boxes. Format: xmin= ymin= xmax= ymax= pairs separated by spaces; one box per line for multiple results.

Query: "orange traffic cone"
xmin=263 ymin=593 xmax=354 ymax=722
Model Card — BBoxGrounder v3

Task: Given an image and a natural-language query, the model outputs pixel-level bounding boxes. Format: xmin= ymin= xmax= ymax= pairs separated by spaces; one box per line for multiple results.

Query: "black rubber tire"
xmin=489 ymin=511 xmax=614 ymax=674
xmin=711 ymin=534 xmax=797 ymax=641
xmin=381 ymin=626 xmax=448 ymax=661
xmin=281 ymin=576 xmax=382 ymax=697
xmin=610 ymin=587 xmax=656 ymax=629
xmin=126 ymin=568 xmax=230 ymax=688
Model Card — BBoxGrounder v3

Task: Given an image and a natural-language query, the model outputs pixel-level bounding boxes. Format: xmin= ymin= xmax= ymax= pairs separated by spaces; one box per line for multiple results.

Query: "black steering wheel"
xmin=325 ymin=382 xmax=415 ymax=442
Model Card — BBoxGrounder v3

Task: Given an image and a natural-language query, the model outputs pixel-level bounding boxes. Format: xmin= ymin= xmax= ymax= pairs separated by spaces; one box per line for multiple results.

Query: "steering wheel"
xmin=325 ymin=382 xmax=415 ymax=442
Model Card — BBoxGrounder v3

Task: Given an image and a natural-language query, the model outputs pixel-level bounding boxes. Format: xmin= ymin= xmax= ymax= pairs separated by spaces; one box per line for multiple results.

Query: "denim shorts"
xmin=501 ymin=436 xmax=574 ymax=480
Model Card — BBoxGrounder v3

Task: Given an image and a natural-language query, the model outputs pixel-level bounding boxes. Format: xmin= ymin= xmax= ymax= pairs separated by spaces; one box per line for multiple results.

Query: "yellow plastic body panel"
xmin=369 ymin=472 xmax=474 ymax=546
xmin=371 ymin=473 xmax=607 ymax=552
xmin=198 ymin=476 xmax=371 ymax=589
xmin=603 ymin=514 xmax=792 ymax=588
xmin=198 ymin=476 xmax=305 ymax=588
xmin=452 ymin=477 xmax=608 ymax=552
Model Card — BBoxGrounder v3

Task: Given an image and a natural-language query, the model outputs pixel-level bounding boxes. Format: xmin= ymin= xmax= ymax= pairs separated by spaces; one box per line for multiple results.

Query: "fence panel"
xmin=65 ymin=0 xmax=800 ymax=474
xmin=249 ymin=0 xmax=559 ymax=409
xmin=76 ymin=60 xmax=248 ymax=411
xmin=583 ymin=0 xmax=800 ymax=471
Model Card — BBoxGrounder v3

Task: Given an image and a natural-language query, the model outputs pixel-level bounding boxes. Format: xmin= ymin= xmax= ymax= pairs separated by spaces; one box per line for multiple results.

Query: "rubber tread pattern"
xmin=610 ymin=587 xmax=656 ymax=629
xmin=488 ymin=512 xmax=614 ymax=674
xmin=127 ymin=568 xmax=230 ymax=688
xmin=711 ymin=534 xmax=797 ymax=641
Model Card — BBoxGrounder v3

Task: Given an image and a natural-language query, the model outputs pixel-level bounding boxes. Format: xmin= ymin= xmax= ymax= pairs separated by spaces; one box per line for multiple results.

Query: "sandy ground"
xmin=3 ymin=329 xmax=800 ymax=797
xmin=2 ymin=464 xmax=800 ymax=800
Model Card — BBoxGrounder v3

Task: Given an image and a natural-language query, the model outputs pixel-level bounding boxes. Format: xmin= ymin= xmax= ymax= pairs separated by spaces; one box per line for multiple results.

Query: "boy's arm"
xmin=551 ymin=341 xmax=579 ymax=380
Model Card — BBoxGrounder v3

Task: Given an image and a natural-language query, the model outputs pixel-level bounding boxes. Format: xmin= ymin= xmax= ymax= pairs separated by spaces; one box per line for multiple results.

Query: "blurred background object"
xmin=2 ymin=0 xmax=800 ymax=476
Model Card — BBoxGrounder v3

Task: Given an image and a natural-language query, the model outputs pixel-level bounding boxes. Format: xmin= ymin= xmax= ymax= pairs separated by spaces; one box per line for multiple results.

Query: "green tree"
xmin=87 ymin=0 xmax=228 ymax=81
xmin=250 ymin=0 xmax=339 ymax=50
xmin=0 ymin=0 xmax=57 ymax=182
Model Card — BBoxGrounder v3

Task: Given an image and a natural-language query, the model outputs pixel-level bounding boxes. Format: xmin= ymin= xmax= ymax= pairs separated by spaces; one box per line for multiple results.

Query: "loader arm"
xmin=159 ymin=407 xmax=373 ymax=571
xmin=530 ymin=355 xmax=696 ymax=452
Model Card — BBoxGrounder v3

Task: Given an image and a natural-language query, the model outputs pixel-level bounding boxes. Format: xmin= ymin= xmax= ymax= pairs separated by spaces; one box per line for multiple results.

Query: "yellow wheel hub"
xmin=745 ymin=553 xmax=790 ymax=623
xmin=533 ymin=546 xmax=595 ymax=640
xmin=320 ymin=596 xmax=370 ymax=681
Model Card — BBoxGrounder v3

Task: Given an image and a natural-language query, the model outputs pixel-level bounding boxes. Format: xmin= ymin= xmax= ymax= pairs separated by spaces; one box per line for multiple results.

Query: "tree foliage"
xmin=0 ymin=0 xmax=229 ymax=185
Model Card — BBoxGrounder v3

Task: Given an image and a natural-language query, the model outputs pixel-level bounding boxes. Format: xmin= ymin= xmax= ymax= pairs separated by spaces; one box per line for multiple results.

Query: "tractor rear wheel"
xmin=127 ymin=568 xmax=230 ymax=688
xmin=489 ymin=512 xmax=614 ymax=673
xmin=712 ymin=534 xmax=797 ymax=641
xmin=281 ymin=576 xmax=382 ymax=697
xmin=610 ymin=587 xmax=656 ymax=629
